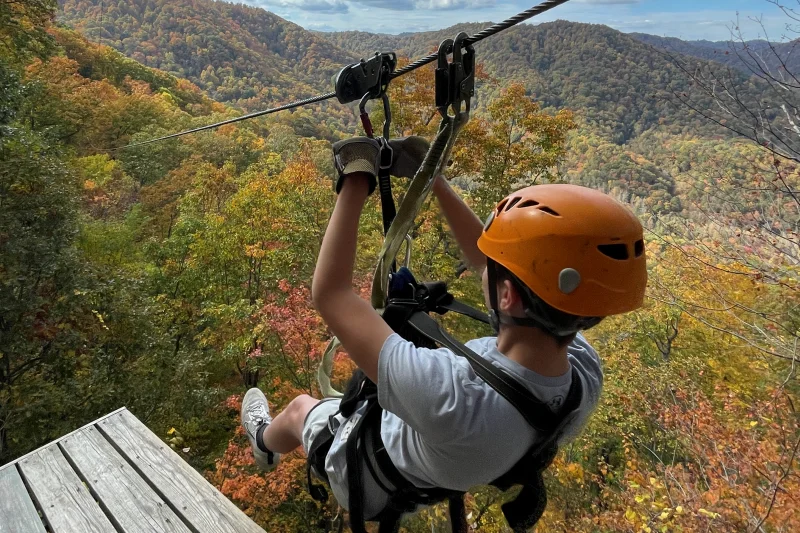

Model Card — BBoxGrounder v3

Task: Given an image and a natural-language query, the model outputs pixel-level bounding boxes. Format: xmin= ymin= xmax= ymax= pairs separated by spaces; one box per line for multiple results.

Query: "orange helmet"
xmin=477 ymin=184 xmax=647 ymax=320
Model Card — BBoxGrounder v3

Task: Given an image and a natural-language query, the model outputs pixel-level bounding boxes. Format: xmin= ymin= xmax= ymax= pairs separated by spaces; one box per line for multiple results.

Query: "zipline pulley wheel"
xmin=334 ymin=52 xmax=397 ymax=105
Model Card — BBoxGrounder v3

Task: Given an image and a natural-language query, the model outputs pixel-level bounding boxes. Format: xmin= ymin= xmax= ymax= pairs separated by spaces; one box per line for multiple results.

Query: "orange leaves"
xmin=257 ymin=281 xmax=325 ymax=360
xmin=548 ymin=239 xmax=800 ymax=532
xmin=448 ymin=81 xmax=577 ymax=217
xmin=254 ymin=280 xmax=327 ymax=399
xmin=587 ymin=388 xmax=800 ymax=533
xmin=206 ymin=404 xmax=324 ymax=529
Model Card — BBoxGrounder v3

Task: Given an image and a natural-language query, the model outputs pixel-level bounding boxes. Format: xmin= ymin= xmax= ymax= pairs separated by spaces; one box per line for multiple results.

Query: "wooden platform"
xmin=0 ymin=407 xmax=265 ymax=533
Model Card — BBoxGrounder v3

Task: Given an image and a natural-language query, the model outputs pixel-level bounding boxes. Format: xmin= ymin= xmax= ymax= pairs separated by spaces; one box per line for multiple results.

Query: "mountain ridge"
xmin=59 ymin=1 xmax=751 ymax=143
xmin=322 ymin=20 xmax=745 ymax=142
xmin=58 ymin=0 xmax=358 ymax=110
xmin=629 ymin=32 xmax=800 ymax=75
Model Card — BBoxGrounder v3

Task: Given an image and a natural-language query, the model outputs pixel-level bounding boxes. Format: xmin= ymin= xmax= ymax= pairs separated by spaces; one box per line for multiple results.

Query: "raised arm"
xmin=311 ymin=172 xmax=394 ymax=382
xmin=432 ymin=175 xmax=487 ymax=271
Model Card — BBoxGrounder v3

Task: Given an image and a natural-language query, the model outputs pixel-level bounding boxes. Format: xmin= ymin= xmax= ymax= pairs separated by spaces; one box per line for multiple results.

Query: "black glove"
xmin=331 ymin=137 xmax=380 ymax=194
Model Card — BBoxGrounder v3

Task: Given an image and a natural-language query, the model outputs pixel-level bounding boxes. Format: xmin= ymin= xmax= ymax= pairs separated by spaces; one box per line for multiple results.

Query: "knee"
xmin=286 ymin=394 xmax=318 ymax=424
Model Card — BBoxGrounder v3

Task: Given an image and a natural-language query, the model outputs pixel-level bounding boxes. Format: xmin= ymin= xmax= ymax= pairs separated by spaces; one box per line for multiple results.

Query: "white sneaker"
xmin=241 ymin=388 xmax=281 ymax=471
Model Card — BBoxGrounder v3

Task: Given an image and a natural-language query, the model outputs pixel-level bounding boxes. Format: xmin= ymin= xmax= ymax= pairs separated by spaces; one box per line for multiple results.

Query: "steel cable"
xmin=391 ymin=0 xmax=571 ymax=78
xmin=124 ymin=91 xmax=336 ymax=148
xmin=122 ymin=0 xmax=571 ymax=149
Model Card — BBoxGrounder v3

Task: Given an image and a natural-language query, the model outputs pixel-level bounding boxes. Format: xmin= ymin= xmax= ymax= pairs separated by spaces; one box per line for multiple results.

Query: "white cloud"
xmin=236 ymin=0 xmax=792 ymax=42
xmin=252 ymin=0 xmax=348 ymax=14
xmin=423 ymin=0 xmax=497 ymax=9
xmin=574 ymin=0 xmax=639 ymax=4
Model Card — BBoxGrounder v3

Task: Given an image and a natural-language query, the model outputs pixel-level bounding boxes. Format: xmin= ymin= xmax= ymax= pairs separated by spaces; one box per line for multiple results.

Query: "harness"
xmin=309 ymin=268 xmax=584 ymax=533
xmin=312 ymin=34 xmax=584 ymax=533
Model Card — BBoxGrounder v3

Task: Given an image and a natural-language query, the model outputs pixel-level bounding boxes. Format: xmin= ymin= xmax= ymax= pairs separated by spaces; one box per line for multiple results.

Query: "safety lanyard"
xmin=318 ymin=35 xmax=475 ymax=397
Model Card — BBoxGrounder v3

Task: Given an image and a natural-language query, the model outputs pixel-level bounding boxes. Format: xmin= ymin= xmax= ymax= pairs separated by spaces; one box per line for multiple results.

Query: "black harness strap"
xmin=311 ymin=266 xmax=584 ymax=533
xmin=306 ymin=426 xmax=333 ymax=502
xmin=437 ymin=298 xmax=491 ymax=324
xmin=346 ymin=393 xmax=377 ymax=533
xmin=377 ymin=138 xmax=396 ymax=236
xmin=407 ymin=311 xmax=573 ymax=436
xmin=405 ymin=307 xmax=585 ymax=531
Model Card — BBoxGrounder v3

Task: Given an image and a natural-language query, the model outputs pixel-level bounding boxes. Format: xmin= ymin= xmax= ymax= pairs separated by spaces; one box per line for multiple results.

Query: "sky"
xmin=237 ymin=0 xmax=796 ymax=41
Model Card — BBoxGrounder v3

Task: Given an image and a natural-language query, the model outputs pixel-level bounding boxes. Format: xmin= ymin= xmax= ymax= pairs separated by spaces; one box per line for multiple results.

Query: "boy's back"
xmin=241 ymin=145 xmax=646 ymax=531
xmin=319 ymin=332 xmax=603 ymax=518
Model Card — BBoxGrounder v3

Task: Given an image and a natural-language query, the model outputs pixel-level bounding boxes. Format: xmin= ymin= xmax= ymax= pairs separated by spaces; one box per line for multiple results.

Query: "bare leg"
xmin=262 ymin=394 xmax=320 ymax=454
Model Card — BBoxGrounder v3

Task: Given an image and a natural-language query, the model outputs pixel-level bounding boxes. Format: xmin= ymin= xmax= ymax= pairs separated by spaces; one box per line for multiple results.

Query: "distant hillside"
xmin=58 ymin=0 xmax=757 ymax=145
xmin=323 ymin=21 xmax=750 ymax=143
xmin=58 ymin=0 xmax=358 ymax=111
xmin=630 ymin=33 xmax=800 ymax=76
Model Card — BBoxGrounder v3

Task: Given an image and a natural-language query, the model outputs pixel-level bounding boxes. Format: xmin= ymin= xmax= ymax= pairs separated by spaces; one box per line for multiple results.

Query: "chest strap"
xmin=311 ymin=275 xmax=584 ymax=533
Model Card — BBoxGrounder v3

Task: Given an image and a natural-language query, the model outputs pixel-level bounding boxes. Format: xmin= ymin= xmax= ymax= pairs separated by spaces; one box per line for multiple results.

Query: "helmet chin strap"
xmin=487 ymin=259 xmax=592 ymax=338
xmin=487 ymin=259 xmax=547 ymax=334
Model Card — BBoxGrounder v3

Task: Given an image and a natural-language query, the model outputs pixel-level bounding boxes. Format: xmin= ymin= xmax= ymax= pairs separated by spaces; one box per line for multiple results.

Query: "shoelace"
xmin=246 ymin=403 xmax=270 ymax=426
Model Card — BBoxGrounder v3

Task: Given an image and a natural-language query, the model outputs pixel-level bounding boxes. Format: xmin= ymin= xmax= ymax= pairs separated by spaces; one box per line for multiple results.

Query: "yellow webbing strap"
xmin=318 ymin=112 xmax=468 ymax=398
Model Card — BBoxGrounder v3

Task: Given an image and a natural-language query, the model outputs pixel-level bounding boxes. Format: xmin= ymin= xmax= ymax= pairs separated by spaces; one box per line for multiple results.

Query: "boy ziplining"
xmin=239 ymin=135 xmax=647 ymax=530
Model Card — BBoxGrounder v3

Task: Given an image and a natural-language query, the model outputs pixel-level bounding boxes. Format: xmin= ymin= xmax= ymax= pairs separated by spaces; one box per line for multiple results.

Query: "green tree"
xmin=0 ymin=0 xmax=56 ymax=63
xmin=452 ymin=82 xmax=577 ymax=218
xmin=0 ymin=99 xmax=83 ymax=459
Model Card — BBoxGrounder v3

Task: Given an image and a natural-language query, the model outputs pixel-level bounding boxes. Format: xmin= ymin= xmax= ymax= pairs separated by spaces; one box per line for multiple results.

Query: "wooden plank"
xmin=17 ymin=445 xmax=116 ymax=533
xmin=0 ymin=466 xmax=47 ymax=533
xmin=0 ymin=407 xmax=128 ymax=474
xmin=61 ymin=426 xmax=192 ymax=533
xmin=99 ymin=410 xmax=264 ymax=533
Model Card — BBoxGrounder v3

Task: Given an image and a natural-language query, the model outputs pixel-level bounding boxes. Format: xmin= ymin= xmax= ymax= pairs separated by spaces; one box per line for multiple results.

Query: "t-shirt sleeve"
xmin=377 ymin=333 xmax=481 ymax=444
xmin=560 ymin=333 xmax=604 ymax=442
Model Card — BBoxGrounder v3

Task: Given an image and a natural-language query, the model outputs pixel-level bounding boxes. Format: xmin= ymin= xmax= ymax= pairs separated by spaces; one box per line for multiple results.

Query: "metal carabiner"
xmin=358 ymin=92 xmax=375 ymax=138
xmin=358 ymin=90 xmax=392 ymax=140
xmin=451 ymin=32 xmax=475 ymax=116
xmin=380 ymin=92 xmax=391 ymax=140
xmin=435 ymin=33 xmax=474 ymax=119
xmin=435 ymin=38 xmax=455 ymax=118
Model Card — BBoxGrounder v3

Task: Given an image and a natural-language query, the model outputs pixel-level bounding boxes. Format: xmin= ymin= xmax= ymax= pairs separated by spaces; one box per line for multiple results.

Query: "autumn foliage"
xmin=3 ymin=2 xmax=800 ymax=533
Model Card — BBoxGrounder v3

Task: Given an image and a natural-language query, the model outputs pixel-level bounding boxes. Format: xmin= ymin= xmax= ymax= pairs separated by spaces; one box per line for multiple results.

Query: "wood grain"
xmin=0 ymin=466 xmax=47 ymax=533
xmin=99 ymin=410 xmax=264 ymax=533
xmin=18 ymin=445 xmax=116 ymax=533
xmin=61 ymin=425 xmax=192 ymax=533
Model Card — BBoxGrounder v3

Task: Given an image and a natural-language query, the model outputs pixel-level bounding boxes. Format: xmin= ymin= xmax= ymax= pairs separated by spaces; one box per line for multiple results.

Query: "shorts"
xmin=302 ymin=398 xmax=341 ymax=455
xmin=301 ymin=397 xmax=391 ymax=517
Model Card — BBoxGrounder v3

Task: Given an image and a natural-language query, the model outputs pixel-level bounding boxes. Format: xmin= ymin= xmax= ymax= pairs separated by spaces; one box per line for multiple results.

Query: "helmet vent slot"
xmin=517 ymin=199 xmax=540 ymax=208
xmin=505 ymin=197 xmax=522 ymax=211
xmin=634 ymin=239 xmax=644 ymax=257
xmin=598 ymin=244 xmax=629 ymax=260
xmin=496 ymin=199 xmax=509 ymax=213
xmin=537 ymin=206 xmax=560 ymax=216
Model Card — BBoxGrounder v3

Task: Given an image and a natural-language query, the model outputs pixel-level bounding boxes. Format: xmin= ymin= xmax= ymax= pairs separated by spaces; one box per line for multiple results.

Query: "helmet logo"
xmin=558 ymin=268 xmax=581 ymax=294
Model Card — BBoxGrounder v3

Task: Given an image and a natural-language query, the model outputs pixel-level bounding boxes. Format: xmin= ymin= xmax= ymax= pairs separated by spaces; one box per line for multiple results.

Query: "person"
xmin=240 ymin=136 xmax=647 ymax=522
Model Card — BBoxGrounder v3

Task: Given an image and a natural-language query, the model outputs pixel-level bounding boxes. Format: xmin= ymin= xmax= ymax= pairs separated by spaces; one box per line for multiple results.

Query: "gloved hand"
xmin=387 ymin=136 xmax=430 ymax=179
xmin=332 ymin=137 xmax=380 ymax=194
xmin=331 ymin=135 xmax=431 ymax=194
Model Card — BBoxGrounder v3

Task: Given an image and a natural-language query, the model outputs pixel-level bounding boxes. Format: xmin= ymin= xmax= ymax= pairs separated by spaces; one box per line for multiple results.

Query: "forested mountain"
xmin=631 ymin=33 xmax=800 ymax=76
xmin=5 ymin=1 xmax=800 ymax=531
xmin=323 ymin=21 xmax=753 ymax=143
xmin=58 ymin=0 xmax=756 ymax=144
xmin=58 ymin=0 xmax=357 ymax=110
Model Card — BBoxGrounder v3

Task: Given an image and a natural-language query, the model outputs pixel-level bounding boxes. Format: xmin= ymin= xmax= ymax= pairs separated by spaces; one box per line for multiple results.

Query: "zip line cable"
xmin=123 ymin=92 xmax=336 ymax=148
xmin=391 ymin=0 xmax=570 ymax=79
xmin=122 ymin=0 xmax=571 ymax=149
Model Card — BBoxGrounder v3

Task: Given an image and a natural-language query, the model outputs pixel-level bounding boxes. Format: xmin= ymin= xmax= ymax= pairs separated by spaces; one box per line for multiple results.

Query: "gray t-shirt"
xmin=322 ymin=332 xmax=603 ymax=519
